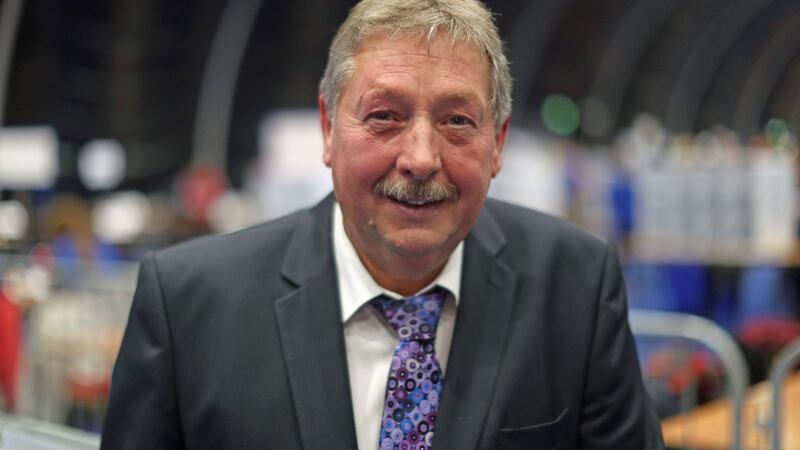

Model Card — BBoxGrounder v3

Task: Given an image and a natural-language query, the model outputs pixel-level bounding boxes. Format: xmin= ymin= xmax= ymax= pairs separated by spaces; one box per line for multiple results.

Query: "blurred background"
xmin=1 ymin=0 xmax=800 ymax=448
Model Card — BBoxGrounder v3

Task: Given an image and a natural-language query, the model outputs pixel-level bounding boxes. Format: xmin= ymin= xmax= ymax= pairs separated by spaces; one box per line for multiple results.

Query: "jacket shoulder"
xmin=483 ymin=198 xmax=611 ymax=272
xmin=484 ymin=198 xmax=607 ymax=247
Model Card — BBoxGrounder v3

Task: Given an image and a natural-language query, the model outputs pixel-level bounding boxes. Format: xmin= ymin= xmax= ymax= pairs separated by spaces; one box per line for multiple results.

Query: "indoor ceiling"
xmin=4 ymin=0 xmax=800 ymax=188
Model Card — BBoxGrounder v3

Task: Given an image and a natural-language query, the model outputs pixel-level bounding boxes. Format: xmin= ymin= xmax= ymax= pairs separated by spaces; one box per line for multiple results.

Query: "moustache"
xmin=374 ymin=178 xmax=458 ymax=205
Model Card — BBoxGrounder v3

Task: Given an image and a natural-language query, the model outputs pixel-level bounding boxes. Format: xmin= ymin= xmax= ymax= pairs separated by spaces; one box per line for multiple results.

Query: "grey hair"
xmin=319 ymin=0 xmax=512 ymax=130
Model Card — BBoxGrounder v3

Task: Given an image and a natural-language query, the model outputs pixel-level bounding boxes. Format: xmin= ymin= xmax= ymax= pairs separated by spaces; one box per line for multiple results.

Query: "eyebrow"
xmin=357 ymin=87 xmax=487 ymax=119
xmin=438 ymin=92 xmax=485 ymax=109
xmin=356 ymin=88 xmax=408 ymax=113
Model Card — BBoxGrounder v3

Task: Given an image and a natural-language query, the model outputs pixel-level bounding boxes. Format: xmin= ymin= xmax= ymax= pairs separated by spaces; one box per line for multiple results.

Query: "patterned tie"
xmin=371 ymin=288 xmax=447 ymax=450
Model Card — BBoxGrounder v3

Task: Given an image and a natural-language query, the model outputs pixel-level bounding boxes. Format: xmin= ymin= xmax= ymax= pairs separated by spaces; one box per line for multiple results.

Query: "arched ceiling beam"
xmin=507 ymin=0 xmax=574 ymax=125
xmin=0 ymin=0 xmax=26 ymax=127
xmin=585 ymin=0 xmax=683 ymax=140
xmin=786 ymin=54 xmax=800 ymax=130
xmin=192 ymin=0 xmax=265 ymax=171
xmin=663 ymin=0 xmax=773 ymax=133
xmin=732 ymin=10 xmax=800 ymax=136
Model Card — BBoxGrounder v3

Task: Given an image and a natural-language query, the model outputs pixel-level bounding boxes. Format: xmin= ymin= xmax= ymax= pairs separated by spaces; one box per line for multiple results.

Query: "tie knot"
xmin=371 ymin=288 xmax=446 ymax=342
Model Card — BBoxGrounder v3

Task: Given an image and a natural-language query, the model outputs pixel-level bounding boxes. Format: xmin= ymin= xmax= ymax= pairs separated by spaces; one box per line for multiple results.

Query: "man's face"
xmin=321 ymin=33 xmax=508 ymax=279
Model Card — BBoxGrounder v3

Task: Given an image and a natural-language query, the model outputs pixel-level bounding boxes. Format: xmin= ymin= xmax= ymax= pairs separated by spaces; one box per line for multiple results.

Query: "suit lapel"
xmin=434 ymin=207 xmax=517 ymax=450
xmin=274 ymin=195 xmax=359 ymax=450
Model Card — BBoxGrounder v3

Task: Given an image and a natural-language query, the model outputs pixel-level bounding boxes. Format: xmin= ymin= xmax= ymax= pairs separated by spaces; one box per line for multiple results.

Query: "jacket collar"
xmin=279 ymin=193 xmax=337 ymax=287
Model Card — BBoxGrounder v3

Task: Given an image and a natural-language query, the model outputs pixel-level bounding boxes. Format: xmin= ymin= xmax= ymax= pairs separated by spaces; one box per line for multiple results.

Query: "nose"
xmin=396 ymin=118 xmax=441 ymax=180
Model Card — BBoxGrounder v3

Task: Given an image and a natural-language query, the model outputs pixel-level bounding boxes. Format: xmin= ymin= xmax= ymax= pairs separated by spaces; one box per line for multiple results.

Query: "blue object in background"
xmin=739 ymin=266 xmax=794 ymax=321
xmin=625 ymin=263 xmax=720 ymax=319
xmin=708 ymin=267 xmax=740 ymax=333
xmin=665 ymin=264 xmax=709 ymax=317
xmin=610 ymin=169 xmax=635 ymax=238
xmin=623 ymin=263 xmax=676 ymax=311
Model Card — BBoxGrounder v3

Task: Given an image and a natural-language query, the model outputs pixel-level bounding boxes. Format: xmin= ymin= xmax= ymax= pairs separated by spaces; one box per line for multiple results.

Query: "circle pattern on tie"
xmin=372 ymin=289 xmax=446 ymax=450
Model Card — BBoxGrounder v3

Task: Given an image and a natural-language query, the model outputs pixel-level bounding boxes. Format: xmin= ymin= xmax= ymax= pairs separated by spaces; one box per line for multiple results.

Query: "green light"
xmin=541 ymin=94 xmax=580 ymax=136
xmin=765 ymin=118 xmax=789 ymax=147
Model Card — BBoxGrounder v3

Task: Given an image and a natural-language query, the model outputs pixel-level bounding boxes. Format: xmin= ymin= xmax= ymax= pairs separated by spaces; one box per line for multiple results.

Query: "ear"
xmin=491 ymin=115 xmax=510 ymax=177
xmin=319 ymin=95 xmax=334 ymax=167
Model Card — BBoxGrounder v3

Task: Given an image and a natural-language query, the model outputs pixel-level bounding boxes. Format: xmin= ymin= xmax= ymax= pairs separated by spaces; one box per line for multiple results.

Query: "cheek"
xmin=442 ymin=142 xmax=497 ymax=192
xmin=331 ymin=129 xmax=394 ymax=185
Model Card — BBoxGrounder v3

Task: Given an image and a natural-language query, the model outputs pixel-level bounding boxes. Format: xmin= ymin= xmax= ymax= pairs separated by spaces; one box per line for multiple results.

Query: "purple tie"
xmin=371 ymin=288 xmax=446 ymax=450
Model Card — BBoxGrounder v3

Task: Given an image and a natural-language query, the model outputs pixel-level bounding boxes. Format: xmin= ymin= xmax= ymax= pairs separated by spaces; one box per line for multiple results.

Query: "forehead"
xmin=346 ymin=32 xmax=491 ymax=100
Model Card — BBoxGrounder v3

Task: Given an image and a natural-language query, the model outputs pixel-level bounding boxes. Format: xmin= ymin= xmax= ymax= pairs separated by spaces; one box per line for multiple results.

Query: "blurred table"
xmin=661 ymin=371 xmax=800 ymax=449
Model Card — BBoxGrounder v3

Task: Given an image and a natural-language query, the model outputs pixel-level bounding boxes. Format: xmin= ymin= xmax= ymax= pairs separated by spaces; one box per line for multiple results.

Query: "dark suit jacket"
xmin=101 ymin=194 xmax=664 ymax=450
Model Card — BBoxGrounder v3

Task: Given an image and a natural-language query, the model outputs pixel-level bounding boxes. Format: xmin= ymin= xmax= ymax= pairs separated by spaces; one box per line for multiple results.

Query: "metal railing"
xmin=629 ymin=309 xmax=750 ymax=450
xmin=769 ymin=336 xmax=800 ymax=450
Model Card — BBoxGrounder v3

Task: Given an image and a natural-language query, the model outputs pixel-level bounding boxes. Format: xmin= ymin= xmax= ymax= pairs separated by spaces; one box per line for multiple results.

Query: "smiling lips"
xmin=402 ymin=198 xmax=437 ymax=206
xmin=388 ymin=196 xmax=444 ymax=208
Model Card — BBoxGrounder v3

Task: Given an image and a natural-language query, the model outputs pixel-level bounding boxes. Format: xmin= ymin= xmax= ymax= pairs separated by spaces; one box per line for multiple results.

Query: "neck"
xmin=359 ymin=251 xmax=447 ymax=296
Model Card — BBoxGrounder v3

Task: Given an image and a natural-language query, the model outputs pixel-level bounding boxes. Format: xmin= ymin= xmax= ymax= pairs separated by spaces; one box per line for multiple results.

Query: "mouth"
xmin=386 ymin=196 xmax=444 ymax=210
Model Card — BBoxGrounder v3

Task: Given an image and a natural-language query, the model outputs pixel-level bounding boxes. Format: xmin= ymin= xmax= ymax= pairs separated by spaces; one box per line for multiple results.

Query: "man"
xmin=101 ymin=0 xmax=664 ymax=449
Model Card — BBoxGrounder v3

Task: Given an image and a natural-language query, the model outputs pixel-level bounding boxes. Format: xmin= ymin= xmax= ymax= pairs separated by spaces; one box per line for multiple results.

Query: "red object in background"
xmin=739 ymin=316 xmax=800 ymax=355
xmin=177 ymin=165 xmax=227 ymax=222
xmin=0 ymin=288 xmax=21 ymax=410
xmin=646 ymin=348 xmax=724 ymax=401
xmin=69 ymin=375 xmax=111 ymax=405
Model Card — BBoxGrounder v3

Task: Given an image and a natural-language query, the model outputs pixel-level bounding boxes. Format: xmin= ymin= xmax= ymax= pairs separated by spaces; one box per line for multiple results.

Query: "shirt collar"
xmin=333 ymin=202 xmax=462 ymax=323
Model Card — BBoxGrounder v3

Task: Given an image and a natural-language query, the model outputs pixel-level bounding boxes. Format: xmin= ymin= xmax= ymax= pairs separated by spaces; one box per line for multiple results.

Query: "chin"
xmin=381 ymin=229 xmax=456 ymax=258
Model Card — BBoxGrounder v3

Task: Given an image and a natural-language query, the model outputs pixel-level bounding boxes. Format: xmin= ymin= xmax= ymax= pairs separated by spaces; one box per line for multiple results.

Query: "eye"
xmin=447 ymin=115 xmax=472 ymax=126
xmin=369 ymin=111 xmax=393 ymax=121
xmin=364 ymin=110 xmax=402 ymax=133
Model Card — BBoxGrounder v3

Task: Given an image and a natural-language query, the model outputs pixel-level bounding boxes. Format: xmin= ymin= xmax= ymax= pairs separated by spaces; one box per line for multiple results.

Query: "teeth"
xmin=406 ymin=199 xmax=428 ymax=206
xmin=387 ymin=195 xmax=437 ymax=206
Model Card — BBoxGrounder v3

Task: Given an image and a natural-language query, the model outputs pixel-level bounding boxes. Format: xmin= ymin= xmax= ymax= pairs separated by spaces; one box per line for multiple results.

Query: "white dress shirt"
xmin=332 ymin=203 xmax=462 ymax=450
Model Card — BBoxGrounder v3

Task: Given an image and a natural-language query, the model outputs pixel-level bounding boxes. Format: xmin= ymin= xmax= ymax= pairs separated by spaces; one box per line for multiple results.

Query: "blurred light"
xmin=92 ymin=191 xmax=151 ymax=244
xmin=78 ymin=139 xmax=126 ymax=190
xmin=765 ymin=118 xmax=790 ymax=148
xmin=0 ymin=126 xmax=58 ymax=189
xmin=488 ymin=129 xmax=566 ymax=216
xmin=257 ymin=110 xmax=332 ymax=220
xmin=694 ymin=131 xmax=724 ymax=167
xmin=0 ymin=200 xmax=28 ymax=241
xmin=580 ymin=97 xmax=612 ymax=138
xmin=1 ymin=265 xmax=51 ymax=304
xmin=21 ymin=265 xmax=51 ymax=303
xmin=541 ymin=94 xmax=580 ymax=136
xmin=630 ymin=113 xmax=667 ymax=153
xmin=208 ymin=190 xmax=259 ymax=234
